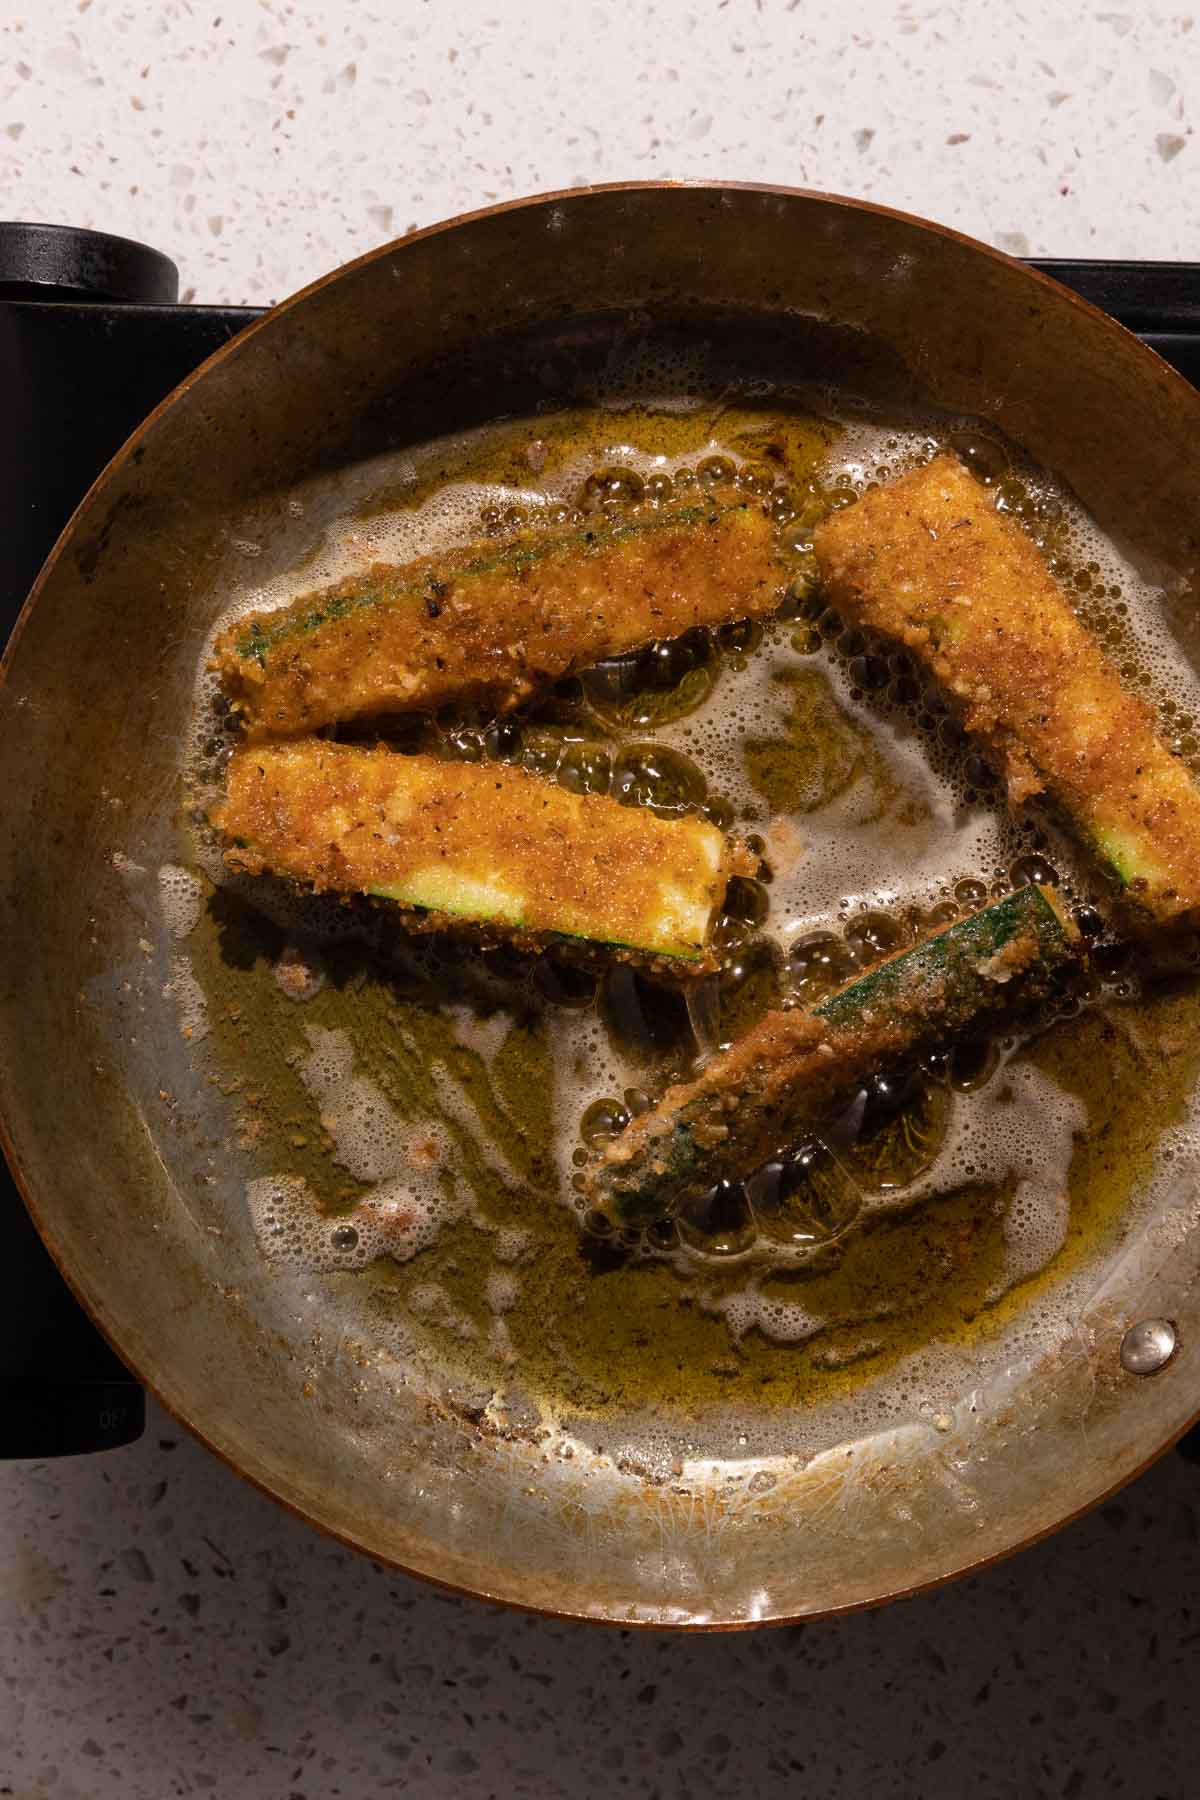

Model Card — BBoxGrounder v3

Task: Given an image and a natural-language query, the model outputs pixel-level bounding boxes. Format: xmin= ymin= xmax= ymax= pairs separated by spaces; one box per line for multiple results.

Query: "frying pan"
xmin=3 ymin=183 xmax=1200 ymax=1627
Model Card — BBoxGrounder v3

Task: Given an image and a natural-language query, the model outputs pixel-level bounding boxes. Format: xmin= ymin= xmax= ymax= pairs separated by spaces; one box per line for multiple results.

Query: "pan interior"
xmin=174 ymin=317 xmax=1200 ymax=1483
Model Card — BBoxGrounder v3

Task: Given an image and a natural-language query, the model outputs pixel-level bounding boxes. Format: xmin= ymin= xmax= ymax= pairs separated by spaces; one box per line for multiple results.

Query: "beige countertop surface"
xmin=2 ymin=2 xmax=1199 ymax=1795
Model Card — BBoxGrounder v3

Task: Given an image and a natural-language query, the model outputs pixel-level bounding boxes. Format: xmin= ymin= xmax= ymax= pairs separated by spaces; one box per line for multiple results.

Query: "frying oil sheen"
xmin=173 ymin=379 xmax=1200 ymax=1456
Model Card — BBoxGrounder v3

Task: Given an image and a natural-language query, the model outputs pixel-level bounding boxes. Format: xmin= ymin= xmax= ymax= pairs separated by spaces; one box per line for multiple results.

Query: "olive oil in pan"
xmin=176 ymin=387 xmax=1200 ymax=1447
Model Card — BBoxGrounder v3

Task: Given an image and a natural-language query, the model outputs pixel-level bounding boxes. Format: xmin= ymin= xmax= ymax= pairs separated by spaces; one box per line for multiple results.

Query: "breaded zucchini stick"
xmin=215 ymin=496 xmax=780 ymax=740
xmin=214 ymin=741 xmax=752 ymax=969
xmin=586 ymin=885 xmax=1079 ymax=1225
xmin=814 ymin=453 xmax=1200 ymax=925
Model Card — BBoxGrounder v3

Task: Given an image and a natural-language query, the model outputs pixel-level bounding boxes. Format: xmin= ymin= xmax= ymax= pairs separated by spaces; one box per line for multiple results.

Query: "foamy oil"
xmin=167 ymin=372 xmax=1200 ymax=1455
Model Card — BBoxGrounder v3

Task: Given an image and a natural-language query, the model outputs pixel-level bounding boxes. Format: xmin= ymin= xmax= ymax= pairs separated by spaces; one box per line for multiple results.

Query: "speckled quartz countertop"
xmin=2 ymin=0 xmax=1196 ymax=302
xmin=3 ymin=2 xmax=1200 ymax=1796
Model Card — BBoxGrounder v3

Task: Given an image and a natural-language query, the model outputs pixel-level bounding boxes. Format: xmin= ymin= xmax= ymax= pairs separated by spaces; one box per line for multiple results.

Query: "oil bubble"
xmin=718 ymin=939 xmax=783 ymax=1041
xmin=747 ymin=1144 xmax=860 ymax=1247
xmin=612 ymin=743 xmax=707 ymax=817
xmin=718 ymin=618 xmax=763 ymax=657
xmin=485 ymin=717 xmax=523 ymax=762
xmin=834 ymin=1072 xmax=952 ymax=1192
xmin=1073 ymin=905 xmax=1105 ymax=939
xmin=533 ymin=957 xmax=597 ymax=1009
xmin=581 ymin=465 xmax=645 ymax=511
xmin=677 ymin=1180 xmax=756 ymax=1256
xmin=581 ymin=1096 xmax=631 ymax=1145
xmin=849 ymin=653 xmax=889 ymax=691
xmin=698 ymin=455 xmax=736 ymax=489
xmin=556 ymin=742 xmax=613 ymax=796
xmin=844 ymin=910 xmax=909 ymax=965
xmin=582 ymin=634 xmax=716 ymax=730
xmin=599 ymin=967 xmax=693 ymax=1067
xmin=948 ymin=429 xmax=1009 ymax=485
xmin=1010 ymin=853 xmax=1059 ymax=889
xmin=790 ymin=932 xmax=855 ymax=1002
xmin=701 ymin=795 xmax=735 ymax=831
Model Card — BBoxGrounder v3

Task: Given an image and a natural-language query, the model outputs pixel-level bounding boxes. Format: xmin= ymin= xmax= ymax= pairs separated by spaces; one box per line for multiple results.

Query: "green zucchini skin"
xmin=586 ymin=884 xmax=1081 ymax=1227
xmin=230 ymin=504 xmax=738 ymax=669
xmin=214 ymin=496 xmax=781 ymax=740
xmin=813 ymin=454 xmax=1200 ymax=928
xmin=812 ymin=884 xmax=1075 ymax=1031
xmin=216 ymin=739 xmax=748 ymax=972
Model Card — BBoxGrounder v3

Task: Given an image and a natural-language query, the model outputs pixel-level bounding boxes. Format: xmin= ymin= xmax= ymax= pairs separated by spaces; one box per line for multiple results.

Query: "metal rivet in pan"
xmin=1120 ymin=1318 xmax=1177 ymax=1376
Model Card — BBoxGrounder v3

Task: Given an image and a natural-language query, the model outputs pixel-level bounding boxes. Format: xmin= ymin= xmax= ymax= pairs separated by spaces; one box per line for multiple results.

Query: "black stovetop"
xmin=3 ymin=222 xmax=1199 ymax=1459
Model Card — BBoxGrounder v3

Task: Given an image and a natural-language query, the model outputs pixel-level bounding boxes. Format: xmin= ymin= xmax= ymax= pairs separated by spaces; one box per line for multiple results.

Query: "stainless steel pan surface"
xmin=3 ymin=184 xmax=1200 ymax=1625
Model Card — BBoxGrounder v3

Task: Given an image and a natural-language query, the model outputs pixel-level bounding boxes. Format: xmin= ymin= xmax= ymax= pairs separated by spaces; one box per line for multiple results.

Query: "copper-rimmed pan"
xmin=3 ymin=184 xmax=1199 ymax=1627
